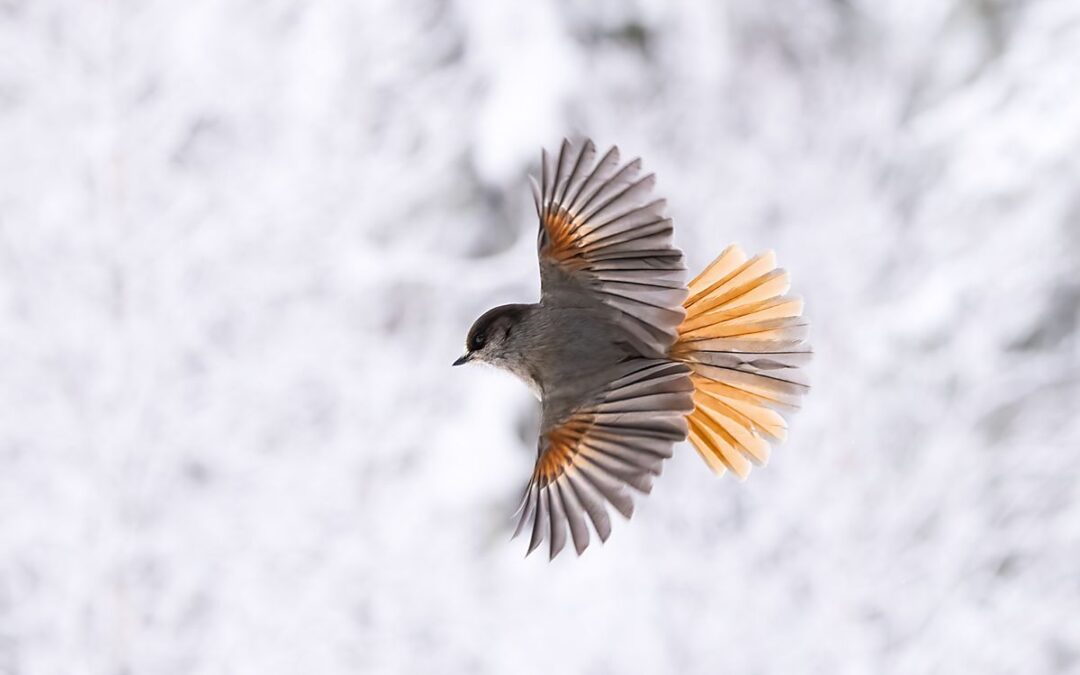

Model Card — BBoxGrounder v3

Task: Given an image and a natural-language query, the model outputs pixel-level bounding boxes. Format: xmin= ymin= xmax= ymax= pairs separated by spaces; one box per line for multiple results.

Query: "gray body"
xmin=494 ymin=303 xmax=637 ymax=404
xmin=467 ymin=257 xmax=679 ymax=430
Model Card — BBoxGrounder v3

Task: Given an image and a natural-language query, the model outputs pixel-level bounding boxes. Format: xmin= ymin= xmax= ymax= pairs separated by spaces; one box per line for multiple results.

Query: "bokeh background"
xmin=2 ymin=1 xmax=1079 ymax=673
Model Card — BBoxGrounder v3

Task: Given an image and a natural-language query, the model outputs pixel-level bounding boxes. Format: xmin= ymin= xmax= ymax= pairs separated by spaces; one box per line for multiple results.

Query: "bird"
xmin=454 ymin=138 xmax=811 ymax=559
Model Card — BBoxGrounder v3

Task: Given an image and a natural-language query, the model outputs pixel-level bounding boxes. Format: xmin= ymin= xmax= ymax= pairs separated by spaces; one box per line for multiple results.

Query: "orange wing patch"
xmin=534 ymin=416 xmax=591 ymax=487
xmin=539 ymin=207 xmax=588 ymax=271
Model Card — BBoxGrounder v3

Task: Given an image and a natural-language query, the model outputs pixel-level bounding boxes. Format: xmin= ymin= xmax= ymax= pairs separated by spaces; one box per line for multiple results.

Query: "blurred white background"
xmin=1 ymin=1 xmax=1079 ymax=673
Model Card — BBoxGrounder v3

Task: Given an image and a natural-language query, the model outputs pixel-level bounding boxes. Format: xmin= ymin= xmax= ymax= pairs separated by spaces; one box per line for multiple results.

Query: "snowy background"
xmin=1 ymin=0 xmax=1079 ymax=673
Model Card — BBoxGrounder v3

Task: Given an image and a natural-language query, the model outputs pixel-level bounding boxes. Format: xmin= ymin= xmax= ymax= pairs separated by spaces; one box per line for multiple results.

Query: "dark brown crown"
xmin=466 ymin=304 xmax=528 ymax=352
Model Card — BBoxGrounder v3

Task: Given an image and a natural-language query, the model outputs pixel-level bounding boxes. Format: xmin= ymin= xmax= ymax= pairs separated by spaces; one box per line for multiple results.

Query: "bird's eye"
xmin=470 ymin=332 xmax=486 ymax=351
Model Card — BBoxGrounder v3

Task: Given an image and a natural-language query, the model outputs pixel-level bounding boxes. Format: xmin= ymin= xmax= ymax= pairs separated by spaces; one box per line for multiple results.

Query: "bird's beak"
xmin=452 ymin=353 xmax=472 ymax=367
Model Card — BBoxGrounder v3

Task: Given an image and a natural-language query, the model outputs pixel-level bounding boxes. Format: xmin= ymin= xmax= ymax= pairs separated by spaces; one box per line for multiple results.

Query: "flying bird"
xmin=454 ymin=139 xmax=810 ymax=559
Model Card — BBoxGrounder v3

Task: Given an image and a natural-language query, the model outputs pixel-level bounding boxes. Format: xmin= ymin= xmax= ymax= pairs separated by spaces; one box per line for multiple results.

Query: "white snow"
xmin=1 ymin=1 xmax=1078 ymax=673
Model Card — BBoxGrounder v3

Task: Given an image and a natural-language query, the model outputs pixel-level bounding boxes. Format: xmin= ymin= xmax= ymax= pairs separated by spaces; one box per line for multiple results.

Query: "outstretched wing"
xmin=514 ymin=359 xmax=693 ymax=559
xmin=532 ymin=139 xmax=688 ymax=356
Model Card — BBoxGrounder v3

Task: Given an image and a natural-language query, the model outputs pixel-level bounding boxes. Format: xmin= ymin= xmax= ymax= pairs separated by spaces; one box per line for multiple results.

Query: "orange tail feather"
xmin=671 ymin=245 xmax=811 ymax=478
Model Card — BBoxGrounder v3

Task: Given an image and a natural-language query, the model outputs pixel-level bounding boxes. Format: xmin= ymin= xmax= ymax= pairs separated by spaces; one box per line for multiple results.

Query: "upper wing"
xmin=513 ymin=359 xmax=693 ymax=559
xmin=532 ymin=139 xmax=688 ymax=356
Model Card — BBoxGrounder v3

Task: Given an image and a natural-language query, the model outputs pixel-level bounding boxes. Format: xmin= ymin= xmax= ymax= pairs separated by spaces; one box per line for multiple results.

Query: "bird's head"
xmin=454 ymin=304 xmax=529 ymax=368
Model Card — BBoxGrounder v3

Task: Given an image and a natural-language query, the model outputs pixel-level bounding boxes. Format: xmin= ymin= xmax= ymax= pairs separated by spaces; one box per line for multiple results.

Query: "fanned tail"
xmin=670 ymin=245 xmax=811 ymax=478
